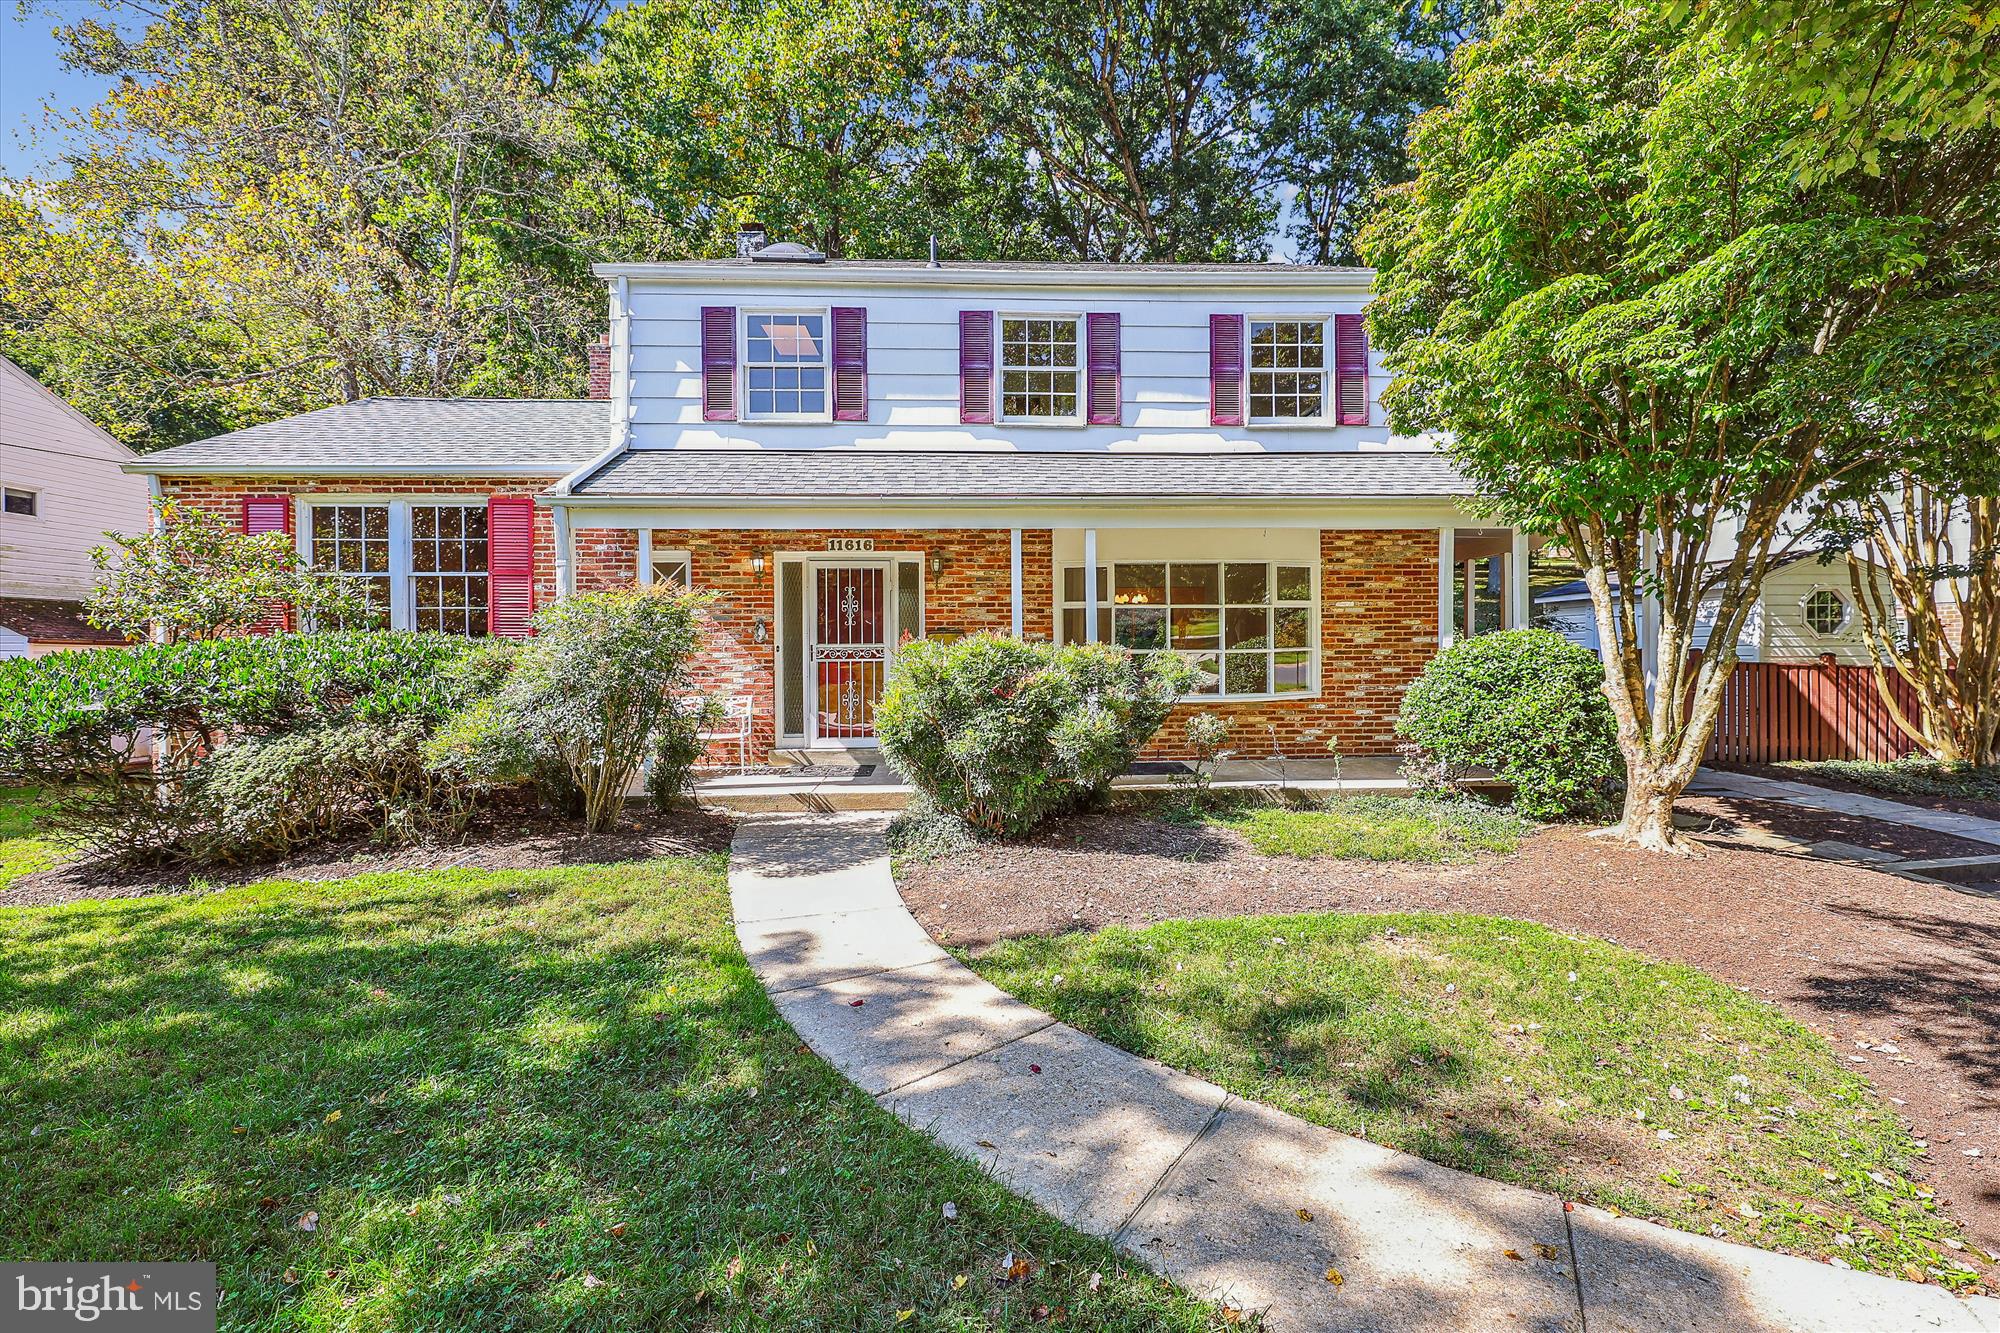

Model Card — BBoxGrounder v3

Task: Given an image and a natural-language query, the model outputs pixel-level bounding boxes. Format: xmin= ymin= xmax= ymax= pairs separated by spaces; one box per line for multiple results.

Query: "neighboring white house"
xmin=1534 ymin=554 xmax=1898 ymax=666
xmin=0 ymin=355 xmax=151 ymax=656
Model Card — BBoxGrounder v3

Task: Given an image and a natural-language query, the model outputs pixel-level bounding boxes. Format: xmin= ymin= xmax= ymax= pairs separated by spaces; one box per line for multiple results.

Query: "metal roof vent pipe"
xmin=735 ymin=221 xmax=767 ymax=258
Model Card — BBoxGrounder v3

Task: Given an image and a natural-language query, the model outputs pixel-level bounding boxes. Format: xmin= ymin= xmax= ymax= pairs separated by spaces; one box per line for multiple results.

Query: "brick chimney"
xmin=586 ymin=333 xmax=611 ymax=400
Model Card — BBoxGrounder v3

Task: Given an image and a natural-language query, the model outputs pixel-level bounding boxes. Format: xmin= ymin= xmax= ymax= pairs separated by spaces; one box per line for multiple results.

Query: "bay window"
xmin=1059 ymin=559 xmax=1317 ymax=697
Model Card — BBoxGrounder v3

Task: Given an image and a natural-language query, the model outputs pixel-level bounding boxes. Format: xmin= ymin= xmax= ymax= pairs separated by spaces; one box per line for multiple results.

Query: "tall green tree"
xmin=0 ymin=0 xmax=625 ymax=449
xmin=1364 ymin=0 xmax=1992 ymax=851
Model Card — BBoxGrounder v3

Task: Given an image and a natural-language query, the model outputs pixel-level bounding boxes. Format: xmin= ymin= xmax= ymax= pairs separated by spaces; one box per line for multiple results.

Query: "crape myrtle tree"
xmin=1362 ymin=0 xmax=1983 ymax=852
xmin=1707 ymin=0 xmax=2000 ymax=765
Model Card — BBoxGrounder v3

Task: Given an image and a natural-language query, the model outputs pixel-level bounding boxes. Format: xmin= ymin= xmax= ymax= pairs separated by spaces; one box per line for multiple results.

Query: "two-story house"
xmin=125 ymin=237 xmax=1530 ymax=759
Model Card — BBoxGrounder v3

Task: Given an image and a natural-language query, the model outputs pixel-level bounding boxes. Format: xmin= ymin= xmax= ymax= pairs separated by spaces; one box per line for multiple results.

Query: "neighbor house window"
xmin=1059 ymin=560 xmax=1317 ymax=697
xmin=305 ymin=499 xmax=492 ymax=635
xmin=309 ymin=503 xmax=393 ymax=620
xmin=2 ymin=487 xmax=36 ymax=517
xmin=410 ymin=504 xmax=489 ymax=636
xmin=1001 ymin=316 xmax=1081 ymax=421
xmin=1248 ymin=319 xmax=1327 ymax=422
xmin=1804 ymin=588 xmax=1849 ymax=636
xmin=744 ymin=311 xmax=827 ymax=418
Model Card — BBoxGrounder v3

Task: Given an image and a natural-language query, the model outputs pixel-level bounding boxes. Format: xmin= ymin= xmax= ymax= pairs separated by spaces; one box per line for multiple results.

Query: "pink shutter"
xmin=959 ymin=310 xmax=994 ymax=424
xmin=1209 ymin=313 xmax=1244 ymax=426
xmin=701 ymin=306 xmax=736 ymax=421
xmin=1085 ymin=312 xmax=1121 ymax=425
xmin=241 ymin=494 xmax=293 ymax=634
xmin=487 ymin=496 xmax=536 ymax=638
xmin=832 ymin=306 xmax=868 ymax=421
xmin=1334 ymin=313 xmax=1369 ymax=425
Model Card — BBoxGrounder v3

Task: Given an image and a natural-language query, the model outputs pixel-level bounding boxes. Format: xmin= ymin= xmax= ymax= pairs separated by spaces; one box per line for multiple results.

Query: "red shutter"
xmin=1335 ymin=313 xmax=1369 ymax=425
xmin=242 ymin=494 xmax=293 ymax=634
xmin=701 ymin=306 xmax=736 ymax=421
xmin=1085 ymin=312 xmax=1121 ymax=425
xmin=1209 ymin=313 xmax=1244 ymax=426
xmin=959 ymin=310 xmax=994 ymax=424
xmin=832 ymin=306 xmax=868 ymax=421
xmin=487 ymin=496 xmax=536 ymax=638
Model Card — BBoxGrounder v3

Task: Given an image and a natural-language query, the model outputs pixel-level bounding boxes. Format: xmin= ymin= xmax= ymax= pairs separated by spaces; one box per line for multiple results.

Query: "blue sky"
xmin=1 ymin=3 xmax=115 ymax=179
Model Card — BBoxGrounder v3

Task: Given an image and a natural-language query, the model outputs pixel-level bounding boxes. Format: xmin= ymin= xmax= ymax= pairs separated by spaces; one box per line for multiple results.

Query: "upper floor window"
xmin=1001 ymin=316 xmax=1081 ymax=421
xmin=1248 ymin=319 xmax=1327 ymax=422
xmin=2 ymin=487 xmax=36 ymax=517
xmin=744 ymin=311 xmax=827 ymax=419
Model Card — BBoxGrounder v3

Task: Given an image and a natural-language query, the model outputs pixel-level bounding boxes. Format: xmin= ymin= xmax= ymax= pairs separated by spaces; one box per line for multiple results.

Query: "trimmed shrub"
xmin=875 ymin=634 xmax=1193 ymax=836
xmin=431 ymin=586 xmax=708 ymax=832
xmin=1396 ymin=628 xmax=1619 ymax=820
xmin=0 ymin=632 xmax=493 ymax=863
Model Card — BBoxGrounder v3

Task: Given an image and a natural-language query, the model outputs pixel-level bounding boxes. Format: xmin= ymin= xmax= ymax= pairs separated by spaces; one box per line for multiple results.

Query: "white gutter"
xmin=590 ymin=262 xmax=1375 ymax=294
xmin=125 ymin=461 xmax=577 ymax=478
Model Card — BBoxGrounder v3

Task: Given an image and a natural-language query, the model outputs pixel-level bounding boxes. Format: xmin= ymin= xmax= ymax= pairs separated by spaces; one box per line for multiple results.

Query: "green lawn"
xmin=0 ymin=786 xmax=64 ymax=891
xmin=1773 ymin=758 xmax=2000 ymax=807
xmin=966 ymin=912 xmax=1986 ymax=1290
xmin=1 ymin=858 xmax=1239 ymax=1330
xmin=1205 ymin=794 xmax=1530 ymax=863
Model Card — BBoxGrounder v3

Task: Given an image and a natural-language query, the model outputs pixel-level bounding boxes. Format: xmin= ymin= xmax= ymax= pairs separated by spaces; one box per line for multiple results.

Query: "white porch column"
xmin=1083 ymin=527 xmax=1099 ymax=643
xmin=387 ymin=501 xmax=413 ymax=629
xmin=1009 ymin=527 xmax=1024 ymax=638
xmin=552 ymin=504 xmax=574 ymax=598
xmin=1508 ymin=528 xmax=1531 ymax=628
xmin=1436 ymin=527 xmax=1456 ymax=649
xmin=637 ymin=526 xmax=655 ymax=585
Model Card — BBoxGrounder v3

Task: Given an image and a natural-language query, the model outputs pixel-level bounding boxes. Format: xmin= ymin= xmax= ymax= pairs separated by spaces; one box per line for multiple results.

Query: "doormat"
xmin=1125 ymin=761 xmax=1193 ymax=776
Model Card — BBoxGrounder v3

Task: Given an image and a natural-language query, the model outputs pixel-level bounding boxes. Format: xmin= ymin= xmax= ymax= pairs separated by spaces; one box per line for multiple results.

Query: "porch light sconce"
xmin=929 ymin=553 xmax=946 ymax=578
xmin=753 ymin=617 xmax=769 ymax=644
xmin=752 ymin=555 xmax=766 ymax=575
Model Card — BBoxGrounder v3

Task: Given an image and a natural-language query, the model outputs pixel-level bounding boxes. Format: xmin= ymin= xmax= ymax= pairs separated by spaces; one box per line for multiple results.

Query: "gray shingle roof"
xmin=129 ymin=398 xmax=610 ymax=474
xmin=571 ymin=449 xmax=1470 ymax=500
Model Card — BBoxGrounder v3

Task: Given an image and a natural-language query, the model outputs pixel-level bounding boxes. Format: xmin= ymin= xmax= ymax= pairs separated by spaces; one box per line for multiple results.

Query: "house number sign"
xmin=826 ymin=537 xmax=875 ymax=552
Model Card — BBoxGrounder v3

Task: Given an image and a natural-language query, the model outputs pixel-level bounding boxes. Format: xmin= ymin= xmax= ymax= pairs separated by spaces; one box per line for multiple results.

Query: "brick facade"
xmin=162 ymin=478 xmax=1442 ymax=761
xmin=160 ymin=476 xmax=564 ymax=613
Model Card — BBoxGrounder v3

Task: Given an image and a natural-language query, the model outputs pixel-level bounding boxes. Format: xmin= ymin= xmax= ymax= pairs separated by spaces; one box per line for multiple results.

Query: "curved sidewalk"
xmin=729 ymin=811 xmax=2000 ymax=1332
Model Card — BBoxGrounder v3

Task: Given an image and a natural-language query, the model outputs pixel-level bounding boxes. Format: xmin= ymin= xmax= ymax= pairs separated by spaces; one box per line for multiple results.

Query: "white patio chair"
xmin=683 ymin=694 xmax=755 ymax=774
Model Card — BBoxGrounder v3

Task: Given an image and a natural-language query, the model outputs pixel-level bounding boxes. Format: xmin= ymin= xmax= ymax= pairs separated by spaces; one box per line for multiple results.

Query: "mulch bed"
xmin=1731 ymin=762 xmax=2000 ymax=823
xmin=899 ymin=803 xmax=2000 ymax=1251
xmin=1 ymin=804 xmax=735 ymax=910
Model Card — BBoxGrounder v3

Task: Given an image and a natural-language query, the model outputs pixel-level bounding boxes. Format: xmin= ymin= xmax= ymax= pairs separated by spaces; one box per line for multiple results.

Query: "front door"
xmin=809 ymin=562 xmax=891 ymax=744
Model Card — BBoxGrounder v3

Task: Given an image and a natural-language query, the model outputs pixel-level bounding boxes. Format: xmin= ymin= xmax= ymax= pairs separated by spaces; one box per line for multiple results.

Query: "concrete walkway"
xmin=729 ymin=812 xmax=2000 ymax=1332
xmin=1691 ymin=769 xmax=2000 ymax=848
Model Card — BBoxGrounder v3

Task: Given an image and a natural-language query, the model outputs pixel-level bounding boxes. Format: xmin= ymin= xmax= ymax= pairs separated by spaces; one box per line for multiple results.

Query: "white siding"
xmin=0 ymin=357 xmax=152 ymax=599
xmin=1759 ymin=558 xmax=1894 ymax=665
xmin=617 ymin=272 xmax=1415 ymax=455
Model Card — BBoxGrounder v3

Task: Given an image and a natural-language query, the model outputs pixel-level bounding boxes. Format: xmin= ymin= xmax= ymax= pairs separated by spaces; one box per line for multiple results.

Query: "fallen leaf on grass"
xmin=953 ymin=1274 xmax=968 ymax=1290
xmin=323 ymin=1110 xmax=341 ymax=1124
xmin=296 ymin=1212 xmax=319 ymax=1232
xmin=282 ymin=1269 xmax=300 ymax=1285
xmin=1737 ymin=1202 xmax=1762 ymax=1220
xmin=580 ymin=1273 xmax=604 ymax=1290
xmin=1221 ymin=1305 xmax=1244 ymax=1325
xmin=997 ymin=1252 xmax=1033 ymax=1283
xmin=1087 ymin=1272 xmax=1102 ymax=1292
xmin=606 ymin=1223 xmax=626 ymax=1238
xmin=727 ymin=1256 xmax=744 ymax=1281
xmin=941 ymin=1201 xmax=957 ymax=1221
xmin=896 ymin=1310 xmax=914 ymax=1323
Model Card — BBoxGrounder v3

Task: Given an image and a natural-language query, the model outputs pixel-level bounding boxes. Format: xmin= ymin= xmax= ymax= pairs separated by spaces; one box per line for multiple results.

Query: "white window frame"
xmin=740 ymin=307 xmax=832 ymax=423
xmin=297 ymin=496 xmax=491 ymax=635
xmin=1056 ymin=558 xmax=1320 ymax=701
xmin=2 ymin=486 xmax=38 ymax=517
xmin=637 ymin=529 xmax=692 ymax=588
xmin=1246 ymin=314 xmax=1331 ymax=426
xmin=1801 ymin=587 xmax=1851 ymax=637
xmin=997 ymin=312 xmax=1085 ymax=425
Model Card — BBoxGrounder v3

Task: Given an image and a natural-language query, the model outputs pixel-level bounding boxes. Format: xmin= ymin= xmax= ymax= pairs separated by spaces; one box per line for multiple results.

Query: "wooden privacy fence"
xmin=1704 ymin=658 xmax=1923 ymax=764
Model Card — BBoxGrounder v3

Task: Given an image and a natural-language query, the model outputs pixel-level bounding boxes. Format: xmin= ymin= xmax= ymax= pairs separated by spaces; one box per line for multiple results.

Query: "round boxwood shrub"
xmin=1396 ymin=627 xmax=1618 ymax=820
xmin=875 ymin=634 xmax=1193 ymax=837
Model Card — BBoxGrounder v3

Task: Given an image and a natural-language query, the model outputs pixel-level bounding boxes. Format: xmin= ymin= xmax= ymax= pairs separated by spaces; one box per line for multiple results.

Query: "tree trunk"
xmin=1611 ymin=767 xmax=1686 ymax=853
